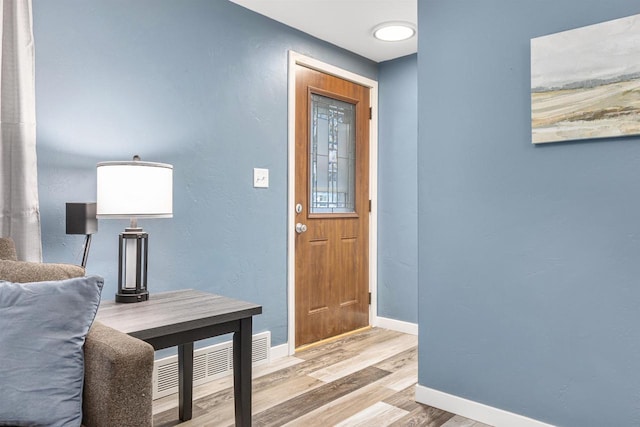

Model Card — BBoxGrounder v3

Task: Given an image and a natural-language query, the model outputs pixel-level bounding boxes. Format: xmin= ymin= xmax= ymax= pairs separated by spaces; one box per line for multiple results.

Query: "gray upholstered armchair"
xmin=0 ymin=237 xmax=154 ymax=427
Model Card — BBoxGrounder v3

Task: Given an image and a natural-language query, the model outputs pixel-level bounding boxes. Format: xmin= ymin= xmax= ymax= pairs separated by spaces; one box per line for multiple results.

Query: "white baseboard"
xmin=270 ymin=343 xmax=289 ymax=360
xmin=373 ymin=316 xmax=418 ymax=335
xmin=415 ymin=385 xmax=555 ymax=427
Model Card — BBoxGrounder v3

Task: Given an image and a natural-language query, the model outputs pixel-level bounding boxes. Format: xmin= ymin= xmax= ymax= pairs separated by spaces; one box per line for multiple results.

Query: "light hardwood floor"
xmin=153 ymin=328 xmax=492 ymax=427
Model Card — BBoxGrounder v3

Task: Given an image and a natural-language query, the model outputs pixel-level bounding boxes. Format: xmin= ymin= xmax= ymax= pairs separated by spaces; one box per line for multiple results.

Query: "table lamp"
xmin=96 ymin=155 xmax=173 ymax=303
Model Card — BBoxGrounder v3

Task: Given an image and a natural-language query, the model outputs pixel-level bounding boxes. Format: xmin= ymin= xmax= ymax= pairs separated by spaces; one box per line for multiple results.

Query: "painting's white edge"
xmin=373 ymin=316 xmax=418 ymax=335
xmin=287 ymin=51 xmax=379 ymax=356
xmin=415 ymin=385 xmax=556 ymax=427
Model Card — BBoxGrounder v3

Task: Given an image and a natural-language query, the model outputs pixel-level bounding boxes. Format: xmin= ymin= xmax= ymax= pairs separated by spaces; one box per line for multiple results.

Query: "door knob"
xmin=295 ymin=223 xmax=308 ymax=234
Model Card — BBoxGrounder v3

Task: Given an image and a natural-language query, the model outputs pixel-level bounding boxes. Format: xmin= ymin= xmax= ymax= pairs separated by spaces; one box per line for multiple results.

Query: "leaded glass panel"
xmin=310 ymin=94 xmax=356 ymax=214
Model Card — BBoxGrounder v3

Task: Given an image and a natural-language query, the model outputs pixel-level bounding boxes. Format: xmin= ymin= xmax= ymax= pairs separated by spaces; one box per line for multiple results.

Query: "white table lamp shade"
xmin=96 ymin=161 xmax=173 ymax=218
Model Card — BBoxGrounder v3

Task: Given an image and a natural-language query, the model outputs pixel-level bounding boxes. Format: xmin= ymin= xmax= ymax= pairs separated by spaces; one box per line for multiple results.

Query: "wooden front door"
xmin=294 ymin=64 xmax=370 ymax=348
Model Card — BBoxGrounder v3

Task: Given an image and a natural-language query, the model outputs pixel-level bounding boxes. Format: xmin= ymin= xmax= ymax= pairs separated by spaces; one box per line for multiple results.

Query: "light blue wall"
xmin=378 ymin=54 xmax=417 ymax=323
xmin=33 ymin=0 xmax=377 ymax=347
xmin=418 ymin=1 xmax=640 ymax=426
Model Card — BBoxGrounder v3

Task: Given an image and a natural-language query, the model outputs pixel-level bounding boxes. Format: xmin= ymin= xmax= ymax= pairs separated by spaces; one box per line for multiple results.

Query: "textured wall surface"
xmin=418 ymin=1 xmax=640 ymax=426
xmin=33 ymin=0 xmax=377 ymax=347
xmin=378 ymin=54 xmax=418 ymax=323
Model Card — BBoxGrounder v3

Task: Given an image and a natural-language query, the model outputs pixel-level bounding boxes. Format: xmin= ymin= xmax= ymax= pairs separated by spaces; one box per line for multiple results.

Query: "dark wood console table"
xmin=96 ymin=289 xmax=262 ymax=426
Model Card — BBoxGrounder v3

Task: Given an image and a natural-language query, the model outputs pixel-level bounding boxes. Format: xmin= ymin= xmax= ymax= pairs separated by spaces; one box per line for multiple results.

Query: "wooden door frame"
xmin=287 ymin=51 xmax=379 ymax=355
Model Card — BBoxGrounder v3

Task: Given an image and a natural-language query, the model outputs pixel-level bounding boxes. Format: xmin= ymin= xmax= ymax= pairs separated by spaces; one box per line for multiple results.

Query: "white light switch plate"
xmin=253 ymin=168 xmax=269 ymax=188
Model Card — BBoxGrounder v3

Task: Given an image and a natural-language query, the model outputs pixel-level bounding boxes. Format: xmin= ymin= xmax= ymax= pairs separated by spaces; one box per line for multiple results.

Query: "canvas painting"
xmin=531 ymin=14 xmax=640 ymax=144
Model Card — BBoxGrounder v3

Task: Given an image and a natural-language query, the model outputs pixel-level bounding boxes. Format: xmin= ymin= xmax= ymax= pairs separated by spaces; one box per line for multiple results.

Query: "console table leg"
xmin=178 ymin=342 xmax=194 ymax=421
xmin=233 ymin=317 xmax=252 ymax=427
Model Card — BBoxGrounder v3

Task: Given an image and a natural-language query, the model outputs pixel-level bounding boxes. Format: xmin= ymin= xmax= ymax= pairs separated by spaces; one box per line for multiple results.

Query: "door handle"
xmin=295 ymin=223 xmax=308 ymax=234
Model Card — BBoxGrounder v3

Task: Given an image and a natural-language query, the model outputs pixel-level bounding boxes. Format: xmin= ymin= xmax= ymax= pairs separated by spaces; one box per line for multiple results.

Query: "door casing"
xmin=287 ymin=51 xmax=379 ymax=355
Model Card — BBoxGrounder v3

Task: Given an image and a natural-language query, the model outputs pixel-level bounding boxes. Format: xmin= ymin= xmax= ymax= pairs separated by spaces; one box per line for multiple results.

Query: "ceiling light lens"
xmin=373 ymin=24 xmax=415 ymax=42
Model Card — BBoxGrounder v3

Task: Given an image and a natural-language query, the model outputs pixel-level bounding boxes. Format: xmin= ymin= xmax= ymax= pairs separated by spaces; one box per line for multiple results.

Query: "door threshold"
xmin=295 ymin=325 xmax=372 ymax=353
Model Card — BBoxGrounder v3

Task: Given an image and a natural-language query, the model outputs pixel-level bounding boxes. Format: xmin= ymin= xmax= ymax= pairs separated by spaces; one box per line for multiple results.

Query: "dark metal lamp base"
xmin=115 ymin=291 xmax=149 ymax=303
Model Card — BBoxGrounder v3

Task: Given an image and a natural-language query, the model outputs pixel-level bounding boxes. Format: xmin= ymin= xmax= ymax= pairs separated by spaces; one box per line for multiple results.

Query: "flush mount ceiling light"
xmin=373 ymin=22 xmax=416 ymax=42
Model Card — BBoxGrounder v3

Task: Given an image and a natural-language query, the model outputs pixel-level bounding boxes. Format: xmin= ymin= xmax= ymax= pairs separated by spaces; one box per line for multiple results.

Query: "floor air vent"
xmin=153 ymin=331 xmax=271 ymax=399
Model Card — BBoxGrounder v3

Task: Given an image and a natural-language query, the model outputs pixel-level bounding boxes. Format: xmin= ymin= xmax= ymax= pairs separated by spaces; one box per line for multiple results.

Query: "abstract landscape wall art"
xmin=531 ymin=14 xmax=640 ymax=144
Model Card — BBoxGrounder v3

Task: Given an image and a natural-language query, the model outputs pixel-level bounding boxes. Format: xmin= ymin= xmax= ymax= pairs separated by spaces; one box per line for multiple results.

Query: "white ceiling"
xmin=229 ymin=0 xmax=417 ymax=63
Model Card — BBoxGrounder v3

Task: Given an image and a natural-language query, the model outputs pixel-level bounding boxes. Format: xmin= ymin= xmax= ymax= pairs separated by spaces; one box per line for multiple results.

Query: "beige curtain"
xmin=0 ymin=0 xmax=40 ymax=261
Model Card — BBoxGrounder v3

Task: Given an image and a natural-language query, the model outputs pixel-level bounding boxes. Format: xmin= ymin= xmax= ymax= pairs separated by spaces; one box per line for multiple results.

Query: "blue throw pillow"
xmin=0 ymin=275 xmax=104 ymax=427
